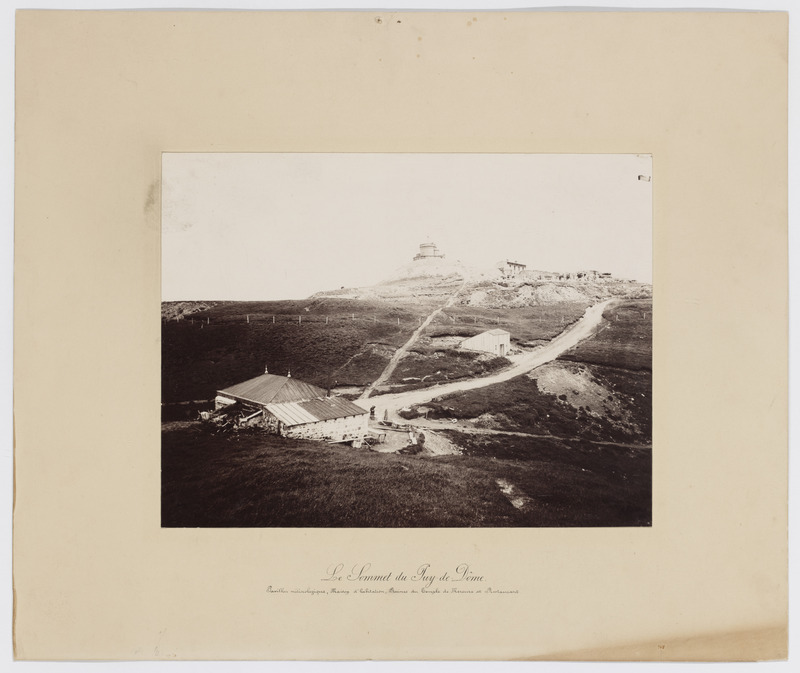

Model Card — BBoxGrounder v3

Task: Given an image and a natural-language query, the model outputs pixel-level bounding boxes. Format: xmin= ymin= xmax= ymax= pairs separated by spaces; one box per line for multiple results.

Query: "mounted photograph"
xmin=161 ymin=153 xmax=652 ymax=528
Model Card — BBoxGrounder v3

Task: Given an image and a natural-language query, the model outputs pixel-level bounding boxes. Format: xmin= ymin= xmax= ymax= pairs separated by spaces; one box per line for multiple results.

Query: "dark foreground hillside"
xmin=161 ymin=296 xmax=652 ymax=528
xmin=161 ymin=422 xmax=650 ymax=527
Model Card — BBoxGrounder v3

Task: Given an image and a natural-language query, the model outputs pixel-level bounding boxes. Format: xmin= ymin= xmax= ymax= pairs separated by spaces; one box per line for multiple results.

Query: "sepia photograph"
xmin=13 ymin=7 xmax=788 ymax=661
xmin=161 ymin=153 xmax=653 ymax=528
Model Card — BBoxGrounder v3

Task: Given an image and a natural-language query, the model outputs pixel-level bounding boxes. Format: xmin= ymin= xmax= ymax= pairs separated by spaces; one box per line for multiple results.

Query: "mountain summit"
xmin=313 ymin=241 xmax=651 ymax=307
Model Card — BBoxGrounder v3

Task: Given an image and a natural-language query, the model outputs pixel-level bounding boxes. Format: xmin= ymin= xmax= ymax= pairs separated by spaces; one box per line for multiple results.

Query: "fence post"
xmin=299 ymin=315 xmax=302 ymax=324
xmin=247 ymin=315 xmax=250 ymax=323
xmin=273 ymin=315 xmax=275 ymax=323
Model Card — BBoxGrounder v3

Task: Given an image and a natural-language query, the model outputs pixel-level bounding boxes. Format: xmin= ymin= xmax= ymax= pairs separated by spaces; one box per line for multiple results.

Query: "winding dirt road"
xmin=367 ymin=298 xmax=616 ymax=421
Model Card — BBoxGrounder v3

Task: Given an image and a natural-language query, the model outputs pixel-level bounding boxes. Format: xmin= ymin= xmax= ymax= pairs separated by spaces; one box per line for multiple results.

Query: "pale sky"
xmin=162 ymin=153 xmax=652 ymax=301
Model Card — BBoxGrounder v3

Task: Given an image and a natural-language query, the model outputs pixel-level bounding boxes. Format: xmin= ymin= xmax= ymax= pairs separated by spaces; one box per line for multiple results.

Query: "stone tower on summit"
xmin=413 ymin=241 xmax=445 ymax=261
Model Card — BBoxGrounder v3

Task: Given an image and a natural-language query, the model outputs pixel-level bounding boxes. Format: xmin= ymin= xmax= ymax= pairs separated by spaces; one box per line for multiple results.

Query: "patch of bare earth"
xmin=330 ymin=385 xmax=364 ymax=397
xmin=528 ymin=362 xmax=640 ymax=436
xmin=420 ymin=430 xmax=461 ymax=456
xmin=424 ymin=335 xmax=464 ymax=349
xmin=495 ymin=479 xmax=532 ymax=511
xmin=462 ymin=282 xmax=593 ymax=308
xmin=470 ymin=412 xmax=514 ymax=430
xmin=369 ymin=423 xmax=461 ymax=456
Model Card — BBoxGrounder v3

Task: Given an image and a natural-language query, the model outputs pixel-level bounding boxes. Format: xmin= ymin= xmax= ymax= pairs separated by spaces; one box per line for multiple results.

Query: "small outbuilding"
xmin=214 ymin=372 xmax=368 ymax=443
xmin=461 ymin=328 xmax=511 ymax=357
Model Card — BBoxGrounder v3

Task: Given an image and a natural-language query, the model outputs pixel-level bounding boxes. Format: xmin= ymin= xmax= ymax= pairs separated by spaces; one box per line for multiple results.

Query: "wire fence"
xmin=162 ymin=312 xmax=514 ymax=328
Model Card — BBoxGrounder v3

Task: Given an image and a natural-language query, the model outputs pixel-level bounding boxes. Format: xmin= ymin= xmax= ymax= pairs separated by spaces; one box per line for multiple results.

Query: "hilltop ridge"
xmin=312 ymin=253 xmax=650 ymax=308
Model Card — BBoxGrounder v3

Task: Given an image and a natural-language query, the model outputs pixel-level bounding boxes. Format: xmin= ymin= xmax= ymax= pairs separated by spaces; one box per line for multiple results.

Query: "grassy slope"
xmin=397 ymin=300 xmax=652 ymax=444
xmin=427 ymin=301 xmax=591 ymax=343
xmin=408 ymin=364 xmax=651 ymax=446
xmin=558 ymin=299 xmax=652 ymax=370
xmin=382 ymin=301 xmax=590 ymax=387
xmin=162 ymin=298 xmax=432 ymax=402
xmin=384 ymin=297 xmax=653 ymax=526
xmin=445 ymin=432 xmax=651 ymax=526
xmin=162 ymin=423 xmax=650 ymax=527
xmin=388 ymin=349 xmax=509 ymax=387
xmin=161 ymin=296 xmax=652 ymax=528
xmin=162 ymin=298 xmax=594 ymax=402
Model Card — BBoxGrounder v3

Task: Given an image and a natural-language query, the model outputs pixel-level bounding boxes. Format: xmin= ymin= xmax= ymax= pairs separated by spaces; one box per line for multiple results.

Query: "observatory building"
xmin=413 ymin=241 xmax=445 ymax=261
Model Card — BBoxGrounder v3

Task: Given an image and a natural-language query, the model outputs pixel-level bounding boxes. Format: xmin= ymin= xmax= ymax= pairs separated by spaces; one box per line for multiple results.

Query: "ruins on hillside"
xmin=497 ymin=259 xmax=527 ymax=277
xmin=520 ymin=269 xmax=612 ymax=281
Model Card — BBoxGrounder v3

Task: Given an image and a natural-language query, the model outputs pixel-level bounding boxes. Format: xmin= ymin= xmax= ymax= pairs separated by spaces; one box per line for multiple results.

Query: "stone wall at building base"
xmin=281 ymin=414 xmax=368 ymax=443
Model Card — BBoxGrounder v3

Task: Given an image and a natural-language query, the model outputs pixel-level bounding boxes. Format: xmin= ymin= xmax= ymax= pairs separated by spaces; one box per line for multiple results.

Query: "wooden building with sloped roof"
xmin=215 ymin=372 xmax=368 ymax=443
xmin=460 ymin=328 xmax=511 ymax=358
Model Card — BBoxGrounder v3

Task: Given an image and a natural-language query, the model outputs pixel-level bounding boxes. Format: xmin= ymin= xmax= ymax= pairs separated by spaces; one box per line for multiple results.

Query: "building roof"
xmin=462 ymin=328 xmax=511 ymax=346
xmin=218 ymin=373 xmax=326 ymax=406
xmin=266 ymin=397 xmax=368 ymax=427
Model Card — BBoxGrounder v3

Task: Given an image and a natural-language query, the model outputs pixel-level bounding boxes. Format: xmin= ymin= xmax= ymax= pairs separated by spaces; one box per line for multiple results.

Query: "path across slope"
xmin=406 ymin=418 xmax=652 ymax=450
xmin=368 ymin=298 xmax=616 ymax=420
xmin=359 ymin=279 xmax=467 ymax=400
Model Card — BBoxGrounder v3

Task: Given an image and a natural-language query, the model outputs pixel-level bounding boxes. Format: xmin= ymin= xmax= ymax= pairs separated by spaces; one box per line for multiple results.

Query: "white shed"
xmin=461 ymin=329 xmax=511 ymax=357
